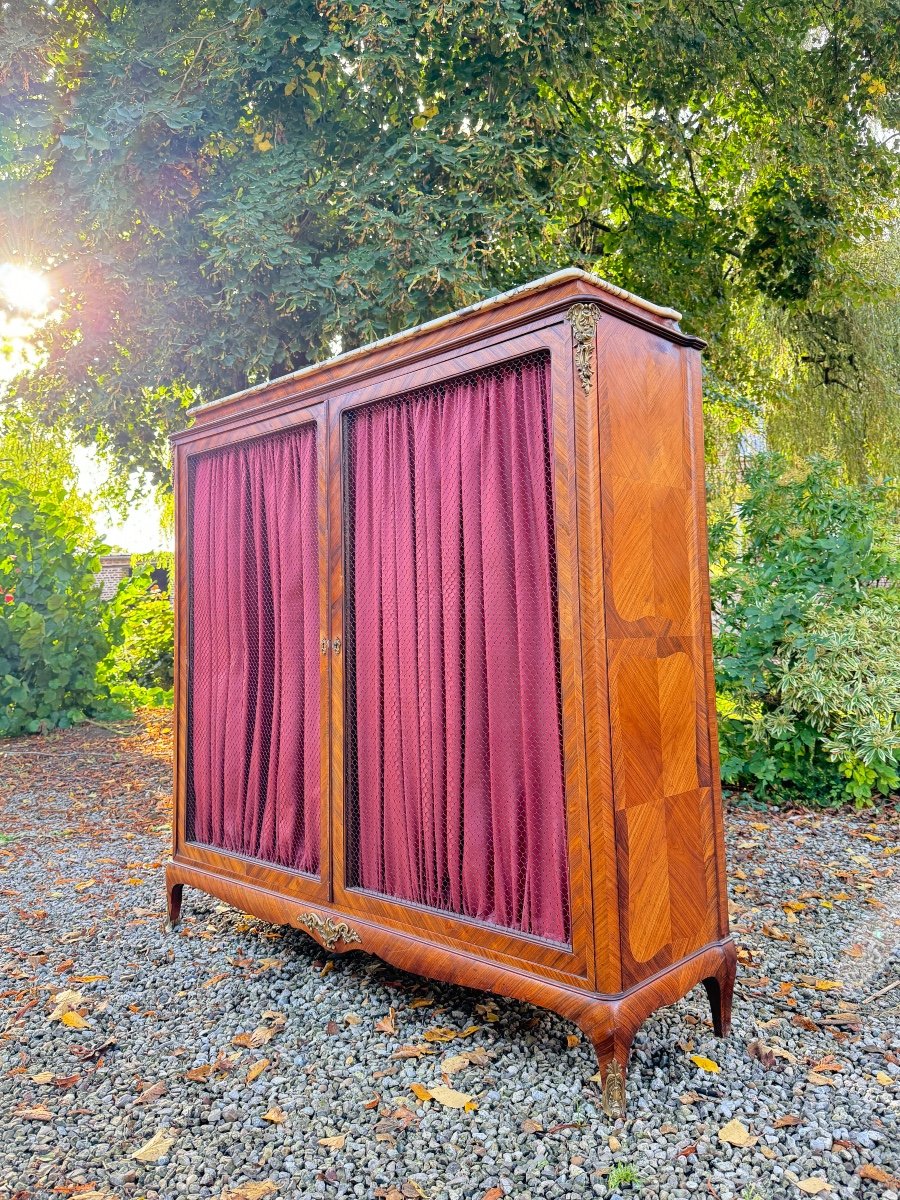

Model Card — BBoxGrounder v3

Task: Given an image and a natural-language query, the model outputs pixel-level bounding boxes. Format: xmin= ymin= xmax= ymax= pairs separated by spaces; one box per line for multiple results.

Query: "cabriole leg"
xmin=702 ymin=941 xmax=737 ymax=1037
xmin=166 ymin=876 xmax=184 ymax=928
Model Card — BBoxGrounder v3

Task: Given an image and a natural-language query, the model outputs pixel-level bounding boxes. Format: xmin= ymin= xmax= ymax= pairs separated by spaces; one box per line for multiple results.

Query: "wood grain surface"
xmin=168 ymin=273 xmax=734 ymax=1109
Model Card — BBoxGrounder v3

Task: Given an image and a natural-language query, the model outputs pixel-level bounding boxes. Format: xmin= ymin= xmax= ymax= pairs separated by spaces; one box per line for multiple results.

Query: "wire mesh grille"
xmin=186 ymin=422 xmax=321 ymax=876
xmin=343 ymin=351 xmax=571 ymax=944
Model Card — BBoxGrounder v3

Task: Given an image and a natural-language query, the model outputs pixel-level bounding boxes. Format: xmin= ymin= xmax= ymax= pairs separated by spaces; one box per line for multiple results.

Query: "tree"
xmin=1 ymin=0 xmax=898 ymax=484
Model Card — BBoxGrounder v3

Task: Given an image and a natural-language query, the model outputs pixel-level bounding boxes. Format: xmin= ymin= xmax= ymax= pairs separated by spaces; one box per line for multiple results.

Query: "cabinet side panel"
xmin=597 ymin=323 xmax=723 ymax=986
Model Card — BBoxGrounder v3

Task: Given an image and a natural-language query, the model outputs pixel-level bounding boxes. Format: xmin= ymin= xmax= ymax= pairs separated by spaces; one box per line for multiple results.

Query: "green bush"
xmin=712 ymin=454 xmax=899 ymax=807
xmin=0 ymin=476 xmax=115 ymax=735
xmin=98 ymin=567 xmax=174 ymax=709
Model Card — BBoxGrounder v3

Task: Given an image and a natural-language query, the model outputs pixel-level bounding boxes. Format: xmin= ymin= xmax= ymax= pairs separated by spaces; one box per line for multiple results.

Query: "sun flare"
xmin=0 ymin=262 xmax=52 ymax=316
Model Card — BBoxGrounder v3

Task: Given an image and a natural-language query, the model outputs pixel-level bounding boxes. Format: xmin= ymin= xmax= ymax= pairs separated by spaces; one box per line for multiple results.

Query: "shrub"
xmin=98 ymin=567 xmax=174 ymax=708
xmin=0 ymin=476 xmax=114 ymax=735
xmin=712 ymin=454 xmax=899 ymax=806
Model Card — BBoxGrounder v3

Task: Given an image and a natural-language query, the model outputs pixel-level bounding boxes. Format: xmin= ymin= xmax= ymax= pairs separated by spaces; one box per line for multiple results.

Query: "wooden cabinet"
xmin=167 ymin=268 xmax=735 ymax=1116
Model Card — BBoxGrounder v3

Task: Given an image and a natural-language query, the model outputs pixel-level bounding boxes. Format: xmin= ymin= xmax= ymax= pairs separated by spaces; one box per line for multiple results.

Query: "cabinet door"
xmin=174 ymin=405 xmax=331 ymax=902
xmin=328 ymin=328 xmax=593 ymax=984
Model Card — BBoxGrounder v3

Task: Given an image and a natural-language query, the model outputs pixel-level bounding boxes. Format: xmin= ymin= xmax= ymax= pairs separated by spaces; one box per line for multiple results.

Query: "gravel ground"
xmin=0 ymin=712 xmax=898 ymax=1200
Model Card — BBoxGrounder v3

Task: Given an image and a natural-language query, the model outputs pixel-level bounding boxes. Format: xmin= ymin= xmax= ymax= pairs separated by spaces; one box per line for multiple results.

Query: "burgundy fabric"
xmin=348 ymin=355 xmax=570 ymax=943
xmin=189 ymin=425 xmax=320 ymax=875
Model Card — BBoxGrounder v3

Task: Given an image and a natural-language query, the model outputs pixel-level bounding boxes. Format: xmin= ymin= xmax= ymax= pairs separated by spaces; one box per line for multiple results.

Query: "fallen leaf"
xmin=375 ymin=1008 xmax=396 ymax=1035
xmin=846 ymin=944 xmax=864 ymax=958
xmin=773 ymin=1114 xmax=802 ymax=1128
xmin=17 ymin=1103 xmax=54 ymax=1121
xmin=875 ymin=1071 xmax=893 ymax=1085
xmin=482 ymin=1190 xmax=503 ymax=1200
xmin=718 ymin=1119 xmax=757 ymax=1147
xmin=219 ymin=1183 xmax=278 ymax=1200
xmin=427 ymin=1083 xmax=473 ymax=1109
xmin=608 ymin=1134 xmax=622 ymax=1151
xmin=762 ymin=924 xmax=789 ymax=941
xmin=185 ymin=1064 xmax=213 ymax=1083
xmin=677 ymin=1143 xmax=698 ymax=1158
xmin=132 ymin=1129 xmax=175 ymax=1162
xmin=262 ymin=1105 xmax=287 ymax=1124
xmin=795 ymin=1179 xmax=831 ymax=1195
xmin=318 ymin=1134 xmax=346 ymax=1150
xmin=71 ymin=974 xmax=108 ymax=983
xmin=30 ymin=1071 xmax=54 ymax=1084
xmin=61 ymin=1011 xmax=89 ymax=1029
xmin=245 ymin=1059 xmax=270 ymax=1084
xmin=232 ymin=1027 xmax=275 ymax=1049
xmin=679 ymin=1092 xmax=701 ymax=1105
xmin=53 ymin=1074 xmax=80 ymax=1089
xmin=814 ymin=980 xmax=842 ymax=991
xmin=441 ymin=1047 xmax=490 ymax=1075
xmin=392 ymin=1045 xmax=435 ymax=1060
xmin=760 ymin=1147 xmax=776 ymax=1160
xmin=408 ymin=997 xmax=434 ymax=1009
xmin=423 ymin=1026 xmax=459 ymax=1043
xmin=521 ymin=1117 xmax=543 ymax=1134
xmin=690 ymin=1054 xmax=720 ymax=1073
xmin=858 ymin=1164 xmax=900 ymax=1187
xmin=201 ymin=972 xmax=228 ymax=989
xmin=344 ymin=1013 xmax=362 ymax=1026
xmin=410 ymin=1083 xmax=433 ymax=1101
xmin=363 ymin=1093 xmax=380 ymax=1110
xmin=135 ymin=1081 xmax=166 ymax=1105
xmin=48 ymin=989 xmax=84 ymax=1022
xmin=74 ymin=879 xmax=96 ymax=892
xmin=566 ymin=1034 xmax=580 ymax=1049
xmin=807 ymin=1072 xmax=836 ymax=1087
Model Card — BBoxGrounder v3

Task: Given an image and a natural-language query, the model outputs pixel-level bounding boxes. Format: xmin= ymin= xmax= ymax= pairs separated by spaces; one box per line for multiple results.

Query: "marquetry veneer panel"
xmin=167 ymin=269 xmax=735 ymax=1117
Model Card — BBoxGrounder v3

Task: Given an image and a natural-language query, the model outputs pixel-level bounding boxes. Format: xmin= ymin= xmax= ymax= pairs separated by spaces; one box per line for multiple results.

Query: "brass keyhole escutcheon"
xmin=321 ymin=637 xmax=328 ymax=656
xmin=332 ymin=637 xmax=341 ymax=655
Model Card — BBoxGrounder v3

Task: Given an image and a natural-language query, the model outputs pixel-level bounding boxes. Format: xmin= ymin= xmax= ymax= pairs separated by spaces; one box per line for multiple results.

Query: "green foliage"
xmin=2 ymin=0 xmax=898 ymax=484
xmin=712 ymin=454 xmax=899 ymax=806
xmin=0 ymin=474 xmax=114 ymax=735
xmin=607 ymin=1162 xmax=641 ymax=1190
xmin=98 ymin=568 xmax=174 ymax=709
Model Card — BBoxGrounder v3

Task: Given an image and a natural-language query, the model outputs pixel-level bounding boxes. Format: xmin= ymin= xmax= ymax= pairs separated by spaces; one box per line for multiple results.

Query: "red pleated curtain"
xmin=188 ymin=425 xmax=321 ymax=875
xmin=346 ymin=353 xmax=570 ymax=944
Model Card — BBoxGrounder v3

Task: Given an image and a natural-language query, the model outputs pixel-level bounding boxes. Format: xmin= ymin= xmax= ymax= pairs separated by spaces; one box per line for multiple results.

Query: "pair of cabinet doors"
xmin=176 ymin=317 xmax=596 ymax=990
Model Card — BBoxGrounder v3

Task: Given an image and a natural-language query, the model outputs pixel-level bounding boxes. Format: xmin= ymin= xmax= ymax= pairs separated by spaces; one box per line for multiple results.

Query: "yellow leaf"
xmin=284 ymin=79 xmax=298 ymax=96
xmin=441 ymin=1054 xmax=471 ymax=1075
xmin=410 ymin=1082 xmax=432 ymax=1101
xmin=220 ymin=1183 xmax=278 ymax=1200
xmin=71 ymin=974 xmax=107 ymax=983
xmin=718 ymin=1119 xmax=757 ymax=1147
xmin=408 ymin=997 xmax=434 ymax=1009
xmin=807 ymin=1072 xmax=835 ymax=1087
xmin=18 ymin=1103 xmax=54 ymax=1121
xmin=690 ymin=1055 xmax=720 ymax=1073
xmin=245 ymin=1059 xmax=270 ymax=1083
xmin=458 ymin=1025 xmax=481 ymax=1038
xmin=796 ymin=1179 xmax=831 ymax=1195
xmin=74 ymin=879 xmax=95 ymax=892
xmin=427 ymin=1083 xmax=472 ymax=1108
xmin=30 ymin=1071 xmax=54 ymax=1084
xmin=318 ymin=1134 xmax=346 ymax=1150
xmin=876 ymin=1071 xmax=893 ymax=1086
xmin=423 ymin=1027 xmax=458 ymax=1043
xmin=132 ymin=1130 xmax=175 ymax=1162
xmin=61 ymin=1011 xmax=89 ymax=1029
xmin=566 ymin=1034 xmax=580 ymax=1049
xmin=463 ymin=1098 xmax=479 ymax=1112
xmin=344 ymin=1013 xmax=361 ymax=1026
xmin=814 ymin=980 xmax=842 ymax=991
xmin=262 ymin=1105 xmax=287 ymax=1124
